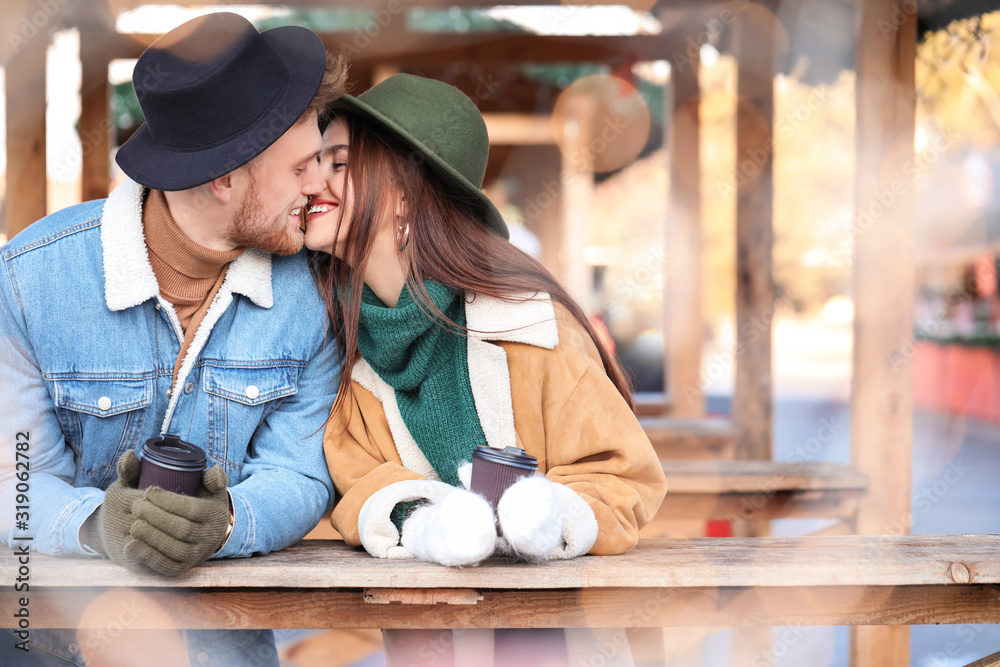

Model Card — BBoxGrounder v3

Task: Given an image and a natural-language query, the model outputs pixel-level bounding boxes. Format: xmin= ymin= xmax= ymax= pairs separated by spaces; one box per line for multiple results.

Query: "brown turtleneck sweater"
xmin=143 ymin=189 xmax=243 ymax=386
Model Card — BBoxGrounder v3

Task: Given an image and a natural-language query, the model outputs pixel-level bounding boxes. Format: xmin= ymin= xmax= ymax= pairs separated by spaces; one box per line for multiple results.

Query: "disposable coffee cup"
xmin=470 ymin=445 xmax=538 ymax=510
xmin=137 ymin=434 xmax=207 ymax=496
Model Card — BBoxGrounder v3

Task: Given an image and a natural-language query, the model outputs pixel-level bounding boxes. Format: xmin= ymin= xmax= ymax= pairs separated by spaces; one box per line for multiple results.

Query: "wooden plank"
xmin=643 ymin=416 xmax=736 ymax=459
xmin=965 ymin=651 xmax=1000 ymax=667
xmin=483 ymin=113 xmax=553 ymax=145
xmin=633 ymin=392 xmax=674 ymax=417
xmin=107 ymin=0 xmax=661 ymax=10
xmin=660 ymin=460 xmax=868 ymax=493
xmin=663 ymin=47 xmax=704 ymax=419
xmin=4 ymin=27 xmax=47 ymax=239
xmin=851 ymin=0 xmax=918 ymax=662
xmin=106 ymin=32 xmax=685 ymax=67
xmin=732 ymin=6 xmax=775 ymax=462
xmin=6 ymin=536 xmax=999 ymax=591
xmin=8 ymin=584 xmax=1000 ymax=630
xmin=646 ymin=491 xmax=860 ymax=524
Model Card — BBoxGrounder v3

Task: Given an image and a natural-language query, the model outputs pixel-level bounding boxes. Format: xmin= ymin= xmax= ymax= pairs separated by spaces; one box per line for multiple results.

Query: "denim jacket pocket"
xmin=53 ymin=377 xmax=153 ymax=488
xmin=202 ymin=364 xmax=299 ymax=472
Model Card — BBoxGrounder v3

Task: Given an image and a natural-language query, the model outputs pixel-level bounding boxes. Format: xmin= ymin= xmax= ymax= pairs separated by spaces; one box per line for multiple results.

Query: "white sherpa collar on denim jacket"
xmin=100 ymin=177 xmax=273 ymax=312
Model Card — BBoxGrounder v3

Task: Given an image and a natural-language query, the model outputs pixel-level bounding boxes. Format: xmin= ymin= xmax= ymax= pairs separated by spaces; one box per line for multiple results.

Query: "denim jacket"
xmin=0 ymin=178 xmax=341 ymax=559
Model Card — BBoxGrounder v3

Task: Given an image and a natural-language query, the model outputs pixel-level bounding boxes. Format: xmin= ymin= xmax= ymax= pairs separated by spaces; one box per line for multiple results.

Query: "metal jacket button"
xmin=97 ymin=396 xmax=112 ymax=411
xmin=245 ymin=385 xmax=260 ymax=400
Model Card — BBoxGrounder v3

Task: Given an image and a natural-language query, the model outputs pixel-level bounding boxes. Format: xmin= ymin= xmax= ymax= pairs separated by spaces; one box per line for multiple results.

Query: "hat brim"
xmin=333 ymin=94 xmax=510 ymax=241
xmin=116 ymin=25 xmax=326 ymax=192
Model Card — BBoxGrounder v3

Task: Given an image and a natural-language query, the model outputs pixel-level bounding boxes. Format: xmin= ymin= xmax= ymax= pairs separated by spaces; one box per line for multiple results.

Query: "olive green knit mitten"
xmin=124 ymin=465 xmax=230 ymax=577
xmin=91 ymin=450 xmax=144 ymax=564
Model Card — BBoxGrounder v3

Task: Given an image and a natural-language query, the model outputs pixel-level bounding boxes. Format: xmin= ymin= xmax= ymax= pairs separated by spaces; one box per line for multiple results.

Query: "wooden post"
xmin=664 ymin=51 xmax=704 ymax=418
xmin=80 ymin=30 xmax=111 ymax=203
xmin=850 ymin=0 xmax=917 ymax=664
xmin=559 ymin=95 xmax=595 ymax=305
xmin=5 ymin=29 xmax=48 ymax=239
xmin=732 ymin=9 xmax=775 ymax=465
xmin=730 ymin=8 xmax=777 ymax=665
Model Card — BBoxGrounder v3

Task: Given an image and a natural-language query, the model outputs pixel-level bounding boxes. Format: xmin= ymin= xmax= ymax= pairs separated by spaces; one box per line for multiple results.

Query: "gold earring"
xmin=397 ymin=222 xmax=410 ymax=252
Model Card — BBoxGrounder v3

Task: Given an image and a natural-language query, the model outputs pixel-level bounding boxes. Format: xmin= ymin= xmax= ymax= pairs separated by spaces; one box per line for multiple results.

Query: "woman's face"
xmin=303 ymin=117 xmax=352 ymax=257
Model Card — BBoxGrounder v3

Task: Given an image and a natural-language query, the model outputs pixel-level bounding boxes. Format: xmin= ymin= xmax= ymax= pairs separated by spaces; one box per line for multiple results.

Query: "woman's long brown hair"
xmin=313 ymin=111 xmax=634 ymax=419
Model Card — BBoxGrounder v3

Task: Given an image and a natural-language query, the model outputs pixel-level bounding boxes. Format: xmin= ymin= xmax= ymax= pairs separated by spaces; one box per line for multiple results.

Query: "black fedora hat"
xmin=116 ymin=12 xmax=325 ymax=191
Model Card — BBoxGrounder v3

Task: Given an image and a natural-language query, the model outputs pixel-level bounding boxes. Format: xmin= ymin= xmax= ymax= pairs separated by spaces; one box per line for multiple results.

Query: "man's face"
xmin=226 ymin=113 xmax=324 ymax=255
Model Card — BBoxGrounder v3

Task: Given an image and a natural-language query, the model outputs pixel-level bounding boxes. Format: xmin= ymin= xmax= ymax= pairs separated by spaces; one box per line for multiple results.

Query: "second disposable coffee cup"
xmin=470 ymin=445 xmax=538 ymax=510
xmin=137 ymin=434 xmax=207 ymax=496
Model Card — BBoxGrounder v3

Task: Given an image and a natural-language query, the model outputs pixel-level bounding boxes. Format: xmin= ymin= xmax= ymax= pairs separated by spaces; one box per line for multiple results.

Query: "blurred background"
xmin=1 ymin=1 xmax=999 ymax=666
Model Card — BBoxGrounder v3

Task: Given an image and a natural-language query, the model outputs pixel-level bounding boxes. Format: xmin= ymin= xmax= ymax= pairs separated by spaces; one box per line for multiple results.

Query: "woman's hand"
xmin=401 ymin=487 xmax=496 ymax=567
xmin=358 ymin=479 xmax=495 ymax=565
xmin=496 ymin=476 xmax=598 ymax=561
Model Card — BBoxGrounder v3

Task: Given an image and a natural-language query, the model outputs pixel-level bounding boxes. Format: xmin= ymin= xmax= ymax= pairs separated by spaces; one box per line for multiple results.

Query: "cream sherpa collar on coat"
xmin=351 ymin=292 xmax=559 ymax=479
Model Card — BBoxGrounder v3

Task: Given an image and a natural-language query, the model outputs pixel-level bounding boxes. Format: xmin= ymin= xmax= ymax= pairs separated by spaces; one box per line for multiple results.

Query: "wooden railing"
xmin=4 ymin=535 xmax=997 ymax=630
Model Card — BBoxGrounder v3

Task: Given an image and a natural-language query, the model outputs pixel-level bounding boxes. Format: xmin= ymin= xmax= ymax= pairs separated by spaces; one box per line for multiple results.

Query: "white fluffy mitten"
xmin=496 ymin=476 xmax=599 ymax=561
xmin=401 ymin=486 xmax=497 ymax=567
xmin=358 ymin=479 xmax=456 ymax=559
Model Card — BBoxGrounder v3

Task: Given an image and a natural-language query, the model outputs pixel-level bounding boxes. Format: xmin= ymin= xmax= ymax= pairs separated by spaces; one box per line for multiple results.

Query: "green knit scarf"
xmin=356 ymin=280 xmax=487 ymax=487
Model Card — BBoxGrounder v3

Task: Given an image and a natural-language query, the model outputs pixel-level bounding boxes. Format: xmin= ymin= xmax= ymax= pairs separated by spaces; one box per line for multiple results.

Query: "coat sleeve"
xmin=323 ymin=383 xmax=423 ymax=546
xmin=543 ymin=364 xmax=667 ymax=555
xmin=512 ymin=312 xmax=666 ymax=556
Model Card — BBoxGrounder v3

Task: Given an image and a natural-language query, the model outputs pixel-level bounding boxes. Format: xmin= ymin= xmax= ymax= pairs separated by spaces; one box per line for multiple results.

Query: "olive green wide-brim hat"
xmin=333 ymin=74 xmax=509 ymax=240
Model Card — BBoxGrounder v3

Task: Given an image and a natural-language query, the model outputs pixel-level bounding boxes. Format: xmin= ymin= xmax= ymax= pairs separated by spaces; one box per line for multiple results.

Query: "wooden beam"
xmin=642 ymin=416 xmax=737 ymax=460
xmin=850 ymin=0 xmax=918 ymax=664
xmin=11 ymin=584 xmax=1000 ymax=630
xmin=483 ymin=113 xmax=553 ymax=145
xmin=105 ymin=31 xmax=683 ymax=67
xmin=107 ymin=0 xmax=663 ymax=11
xmin=4 ymin=26 xmax=47 ymax=240
xmin=12 ymin=536 xmax=999 ymax=591
xmin=965 ymin=651 xmax=1000 ymax=667
xmin=732 ymin=8 xmax=775 ymax=463
xmin=664 ymin=46 xmax=704 ymax=418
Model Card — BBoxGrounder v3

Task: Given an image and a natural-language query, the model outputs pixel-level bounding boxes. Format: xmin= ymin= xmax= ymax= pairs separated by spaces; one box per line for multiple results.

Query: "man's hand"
xmin=124 ymin=465 xmax=230 ymax=576
xmin=90 ymin=450 xmax=144 ymax=564
xmin=91 ymin=451 xmax=230 ymax=576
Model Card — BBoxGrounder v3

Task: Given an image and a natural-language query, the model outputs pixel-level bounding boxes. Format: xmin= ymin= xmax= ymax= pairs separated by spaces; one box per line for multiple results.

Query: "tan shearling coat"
xmin=323 ymin=292 xmax=666 ymax=556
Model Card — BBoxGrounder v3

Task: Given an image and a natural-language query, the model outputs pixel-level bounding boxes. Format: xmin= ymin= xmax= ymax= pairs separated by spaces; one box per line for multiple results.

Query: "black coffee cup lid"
xmin=472 ymin=445 xmax=538 ymax=470
xmin=141 ymin=434 xmax=207 ymax=472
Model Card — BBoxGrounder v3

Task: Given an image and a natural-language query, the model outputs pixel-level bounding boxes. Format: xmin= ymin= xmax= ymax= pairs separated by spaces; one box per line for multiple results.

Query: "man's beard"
xmin=226 ymin=175 xmax=304 ymax=256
